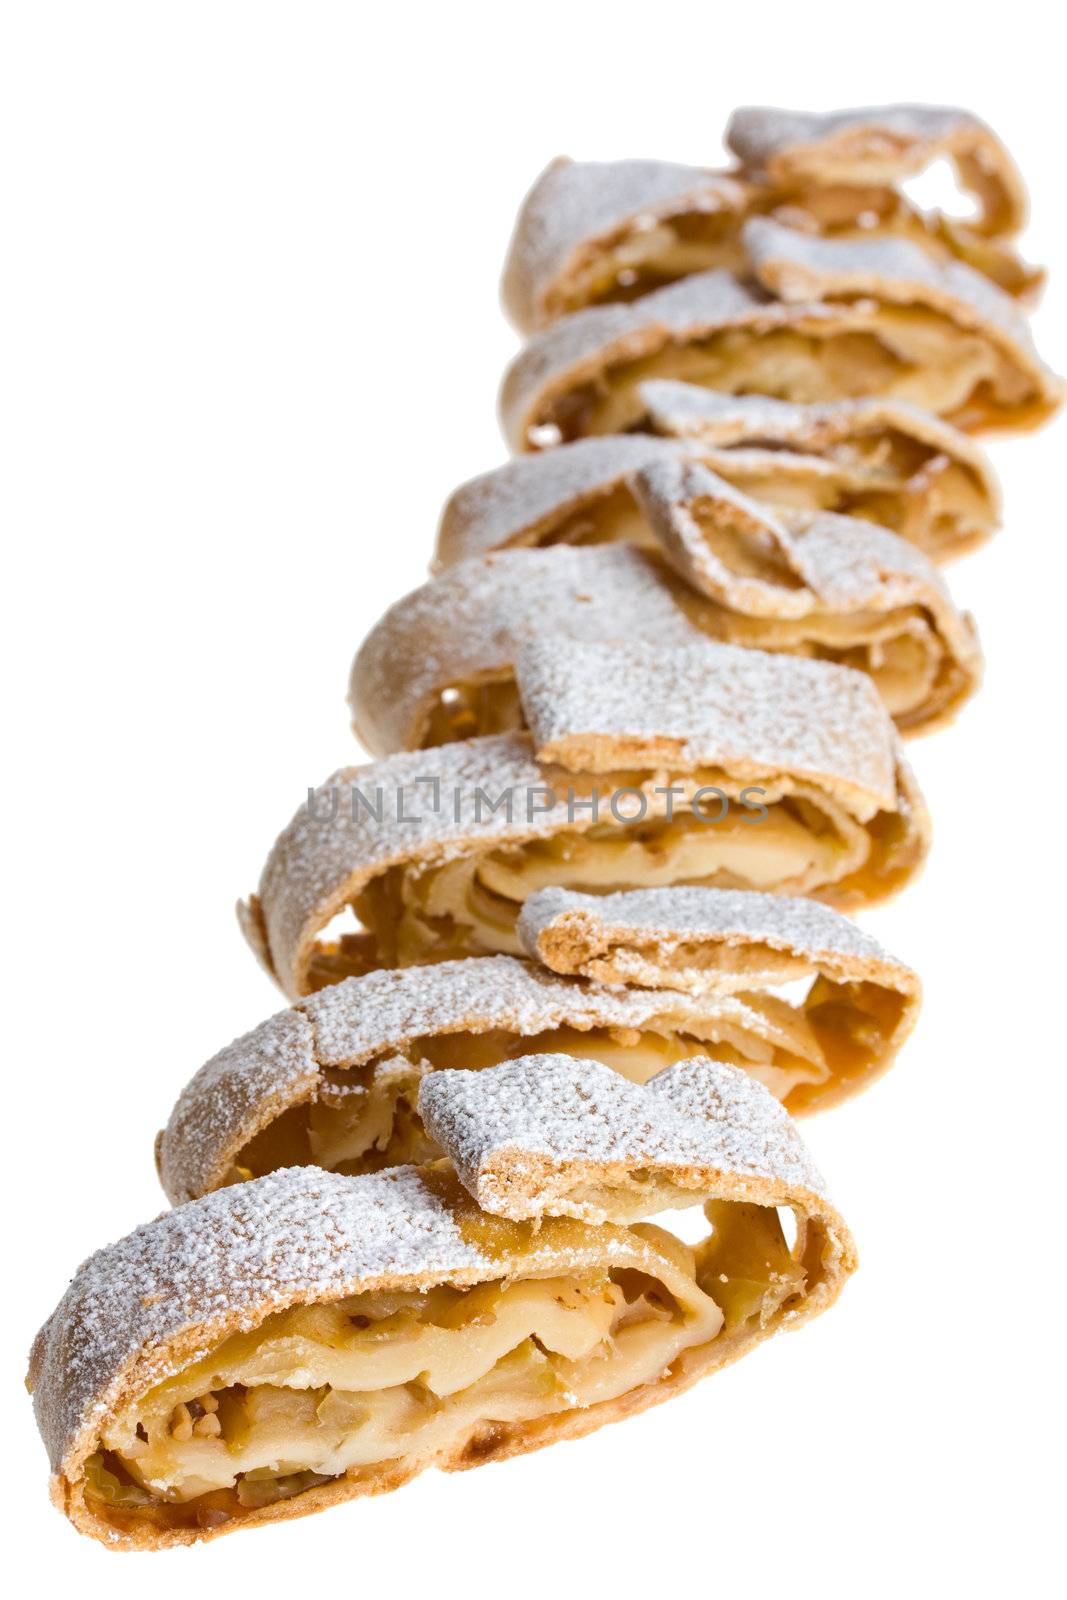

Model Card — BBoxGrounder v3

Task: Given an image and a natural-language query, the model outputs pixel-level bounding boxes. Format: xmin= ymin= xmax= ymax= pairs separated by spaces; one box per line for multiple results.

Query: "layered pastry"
xmin=361 ymin=497 xmax=980 ymax=749
xmin=436 ymin=394 xmax=1000 ymax=570
xmin=243 ymin=638 xmax=929 ymax=999
xmin=499 ymin=234 xmax=1062 ymax=450
xmin=502 ymin=106 xmax=1040 ymax=333
xmin=31 ymin=1055 xmax=856 ymax=1548
xmin=631 ymin=456 xmax=982 ymax=733
xmin=160 ymin=893 xmax=918 ymax=1200
xmin=502 ymin=158 xmax=752 ymax=332
xmin=351 ymin=545 xmax=705 ymax=753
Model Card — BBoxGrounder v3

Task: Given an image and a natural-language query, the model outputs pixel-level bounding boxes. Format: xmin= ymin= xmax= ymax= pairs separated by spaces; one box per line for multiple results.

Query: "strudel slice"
xmin=243 ymin=639 xmax=929 ymax=999
xmin=436 ymin=395 xmax=999 ymax=571
xmin=358 ymin=510 xmax=979 ymax=751
xmin=160 ymin=908 xmax=918 ymax=1200
xmin=499 ymin=254 xmax=1061 ymax=451
xmin=726 ymin=103 xmax=1028 ymax=241
xmin=639 ymin=385 xmax=999 ymax=559
xmin=502 ymin=158 xmax=752 ymax=333
xmin=32 ymin=1056 xmax=855 ymax=1548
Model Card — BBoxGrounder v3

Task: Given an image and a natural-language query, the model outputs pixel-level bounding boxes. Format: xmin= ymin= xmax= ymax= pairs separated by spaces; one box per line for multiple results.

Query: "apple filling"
xmin=533 ymin=304 xmax=1030 ymax=445
xmin=80 ymin=1198 xmax=808 ymax=1534
xmin=228 ymin=1000 xmax=852 ymax=1184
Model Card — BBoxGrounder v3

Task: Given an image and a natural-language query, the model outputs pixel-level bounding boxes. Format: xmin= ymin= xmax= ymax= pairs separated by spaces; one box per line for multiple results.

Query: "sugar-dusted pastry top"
xmin=350 ymin=543 xmax=704 ymax=756
xmin=519 ymin=884 xmax=909 ymax=984
xmin=726 ymin=102 xmax=1027 ymax=235
xmin=159 ymin=954 xmax=763 ymax=1203
xmin=433 ymin=433 xmax=685 ymax=570
xmin=501 ymin=156 xmax=749 ymax=332
xmin=419 ymin=1054 xmax=827 ymax=1220
xmin=638 ymin=381 xmax=1001 ymax=496
xmin=515 ymin=635 xmax=898 ymax=813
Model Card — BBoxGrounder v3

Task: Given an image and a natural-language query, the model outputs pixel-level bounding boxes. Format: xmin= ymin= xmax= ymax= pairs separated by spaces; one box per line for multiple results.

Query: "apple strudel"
xmin=32 ymin=1055 xmax=855 ymax=1548
xmin=243 ymin=639 xmax=929 ymax=998
xmin=160 ymin=903 xmax=918 ymax=1201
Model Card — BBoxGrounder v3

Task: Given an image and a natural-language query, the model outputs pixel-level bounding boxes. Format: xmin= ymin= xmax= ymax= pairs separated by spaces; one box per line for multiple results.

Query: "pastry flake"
xmin=640 ymin=383 xmax=1001 ymax=560
xmin=501 ymin=156 xmax=752 ymax=333
xmin=631 ymin=455 xmax=983 ymax=733
xmin=245 ymin=645 xmax=928 ymax=999
xmin=161 ymin=905 xmax=918 ymax=1202
xmin=498 ymin=259 xmax=1061 ymax=451
xmin=32 ymin=1056 xmax=855 ymax=1548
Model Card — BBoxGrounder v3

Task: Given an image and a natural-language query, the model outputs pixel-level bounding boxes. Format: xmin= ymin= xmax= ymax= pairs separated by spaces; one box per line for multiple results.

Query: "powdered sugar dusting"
xmin=518 ymin=885 xmax=901 ymax=972
xmin=350 ymin=544 xmax=706 ymax=754
xmin=419 ymin=1055 xmax=826 ymax=1216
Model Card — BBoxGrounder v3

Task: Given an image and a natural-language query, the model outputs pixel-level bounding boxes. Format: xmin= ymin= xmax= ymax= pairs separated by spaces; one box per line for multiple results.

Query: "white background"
xmin=2 ymin=3 xmax=1064 ymax=1592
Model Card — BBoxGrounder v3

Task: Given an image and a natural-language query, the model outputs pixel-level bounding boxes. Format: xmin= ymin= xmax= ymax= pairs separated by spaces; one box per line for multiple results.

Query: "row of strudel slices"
xmin=31 ymin=1055 xmax=855 ymax=1548
xmin=160 ymin=886 xmax=919 ymax=1204
xmin=503 ymin=103 xmax=1040 ymax=332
